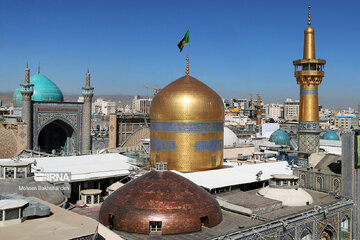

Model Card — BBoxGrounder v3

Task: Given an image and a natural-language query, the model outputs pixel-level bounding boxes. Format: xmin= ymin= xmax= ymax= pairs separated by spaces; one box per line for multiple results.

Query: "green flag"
xmin=177 ymin=29 xmax=190 ymax=52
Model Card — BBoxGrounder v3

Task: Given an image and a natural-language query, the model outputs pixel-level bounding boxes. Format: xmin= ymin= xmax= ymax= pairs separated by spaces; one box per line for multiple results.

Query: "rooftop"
xmin=0 ymin=197 xmax=98 ymax=240
xmin=172 ymin=161 xmax=292 ymax=191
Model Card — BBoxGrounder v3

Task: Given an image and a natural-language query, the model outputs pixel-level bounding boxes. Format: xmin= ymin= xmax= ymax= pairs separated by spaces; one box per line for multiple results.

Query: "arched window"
xmin=300 ymin=174 xmax=306 ymax=186
xmin=316 ymin=176 xmax=323 ymax=191
xmin=333 ymin=179 xmax=340 ymax=193
xmin=300 ymin=229 xmax=312 ymax=240
xmin=341 ymin=216 xmax=350 ymax=232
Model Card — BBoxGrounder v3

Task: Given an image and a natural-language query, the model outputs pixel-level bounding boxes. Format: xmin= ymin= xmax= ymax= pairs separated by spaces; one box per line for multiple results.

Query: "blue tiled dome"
xmin=269 ymin=129 xmax=290 ymax=145
xmin=322 ymin=130 xmax=339 ymax=140
xmin=13 ymin=73 xmax=64 ymax=106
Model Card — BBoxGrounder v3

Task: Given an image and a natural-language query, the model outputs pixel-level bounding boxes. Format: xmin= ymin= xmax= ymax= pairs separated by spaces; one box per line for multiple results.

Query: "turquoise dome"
xmin=13 ymin=73 xmax=64 ymax=106
xmin=269 ymin=129 xmax=290 ymax=145
xmin=322 ymin=130 xmax=339 ymax=141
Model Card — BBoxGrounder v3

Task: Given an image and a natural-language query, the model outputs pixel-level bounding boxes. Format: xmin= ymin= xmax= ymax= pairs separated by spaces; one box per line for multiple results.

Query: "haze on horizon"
xmin=0 ymin=0 xmax=359 ymax=109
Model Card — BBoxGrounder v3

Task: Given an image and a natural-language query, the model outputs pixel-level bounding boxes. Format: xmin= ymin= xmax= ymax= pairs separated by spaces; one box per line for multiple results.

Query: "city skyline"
xmin=0 ymin=0 xmax=359 ymax=109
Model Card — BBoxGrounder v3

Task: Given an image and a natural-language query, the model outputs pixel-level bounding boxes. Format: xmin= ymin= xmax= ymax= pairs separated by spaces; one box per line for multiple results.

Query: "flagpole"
xmin=186 ymin=28 xmax=190 ymax=76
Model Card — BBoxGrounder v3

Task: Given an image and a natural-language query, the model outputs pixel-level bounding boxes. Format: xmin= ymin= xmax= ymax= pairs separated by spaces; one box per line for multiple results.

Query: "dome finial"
xmin=308 ymin=5 xmax=311 ymax=26
xmin=26 ymin=62 xmax=29 ymax=69
xmin=38 ymin=62 xmax=40 ymax=74
xmin=186 ymin=55 xmax=189 ymax=76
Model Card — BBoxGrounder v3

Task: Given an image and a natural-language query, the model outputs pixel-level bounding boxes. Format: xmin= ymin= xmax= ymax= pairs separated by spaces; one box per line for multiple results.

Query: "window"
xmin=0 ymin=210 xmax=2 ymax=221
xmin=300 ymin=174 xmax=306 ymax=186
xmin=283 ymin=180 xmax=288 ymax=186
xmin=27 ymin=166 xmax=31 ymax=177
xmin=86 ymin=195 xmax=92 ymax=204
xmin=150 ymin=221 xmax=162 ymax=232
xmin=333 ymin=179 xmax=340 ymax=192
xmin=94 ymin=195 xmax=99 ymax=204
xmin=200 ymin=216 xmax=209 ymax=226
xmin=316 ymin=176 xmax=323 ymax=191
xmin=0 ymin=167 xmax=2 ymax=178
xmin=276 ymin=180 xmax=280 ymax=186
xmin=5 ymin=208 xmax=19 ymax=221
xmin=16 ymin=167 xmax=26 ymax=179
xmin=300 ymin=229 xmax=312 ymax=240
xmin=341 ymin=217 xmax=350 ymax=232
xmin=5 ymin=167 xmax=14 ymax=179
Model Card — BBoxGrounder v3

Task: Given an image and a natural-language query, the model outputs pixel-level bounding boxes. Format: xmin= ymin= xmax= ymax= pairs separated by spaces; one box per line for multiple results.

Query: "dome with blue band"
xmin=13 ymin=73 xmax=63 ymax=106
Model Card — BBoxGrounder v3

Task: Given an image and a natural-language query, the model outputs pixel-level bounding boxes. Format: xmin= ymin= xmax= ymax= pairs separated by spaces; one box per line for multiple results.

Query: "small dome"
xmin=13 ymin=73 xmax=64 ymax=106
xmin=224 ymin=127 xmax=239 ymax=146
xmin=322 ymin=130 xmax=339 ymax=141
xmin=258 ymin=186 xmax=313 ymax=207
xmin=0 ymin=181 xmax=66 ymax=206
xmin=269 ymin=129 xmax=290 ymax=145
xmin=99 ymin=171 xmax=222 ymax=234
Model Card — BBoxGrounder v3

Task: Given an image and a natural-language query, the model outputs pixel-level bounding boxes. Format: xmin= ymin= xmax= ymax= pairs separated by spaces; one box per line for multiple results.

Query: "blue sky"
xmin=0 ymin=0 xmax=359 ymax=109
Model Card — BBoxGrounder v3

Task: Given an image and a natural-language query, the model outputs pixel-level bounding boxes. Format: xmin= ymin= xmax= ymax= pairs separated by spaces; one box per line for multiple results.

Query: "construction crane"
xmin=144 ymin=86 xmax=161 ymax=96
xmin=232 ymin=91 xmax=256 ymax=109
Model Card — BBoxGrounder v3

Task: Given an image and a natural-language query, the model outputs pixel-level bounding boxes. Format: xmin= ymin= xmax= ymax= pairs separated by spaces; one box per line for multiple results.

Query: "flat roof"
xmin=0 ymin=197 xmax=98 ymax=240
xmin=0 ymin=199 xmax=28 ymax=210
xmin=0 ymin=161 xmax=31 ymax=167
xmin=172 ymin=161 xmax=293 ymax=190
xmin=0 ymin=153 xmax=135 ymax=182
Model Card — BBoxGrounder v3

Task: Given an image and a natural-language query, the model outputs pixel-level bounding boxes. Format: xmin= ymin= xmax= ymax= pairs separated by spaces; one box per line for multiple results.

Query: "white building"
xmin=132 ymin=96 xmax=152 ymax=114
xmin=264 ymin=103 xmax=284 ymax=121
xmin=284 ymin=98 xmax=299 ymax=121
xmin=92 ymin=98 xmax=117 ymax=115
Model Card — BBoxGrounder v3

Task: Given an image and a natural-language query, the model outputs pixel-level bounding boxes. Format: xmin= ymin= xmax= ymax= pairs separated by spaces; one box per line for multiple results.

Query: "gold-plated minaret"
xmin=256 ymin=94 xmax=262 ymax=125
xmin=293 ymin=5 xmax=326 ymax=166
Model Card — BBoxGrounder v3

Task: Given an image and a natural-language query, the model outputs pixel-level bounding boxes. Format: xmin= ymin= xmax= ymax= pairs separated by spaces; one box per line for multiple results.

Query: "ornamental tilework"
xmin=317 ymin=216 xmax=338 ymax=237
xmin=32 ymin=102 xmax=83 ymax=152
xmin=299 ymin=134 xmax=320 ymax=153
xmin=280 ymin=228 xmax=295 ymax=240
xmin=194 ymin=139 xmax=223 ymax=153
xmin=151 ymin=121 xmax=223 ymax=133
xmin=151 ymin=137 xmax=177 ymax=152
xmin=341 ymin=231 xmax=350 ymax=240
xmin=299 ymin=122 xmax=320 ymax=131
xmin=300 ymin=89 xmax=318 ymax=95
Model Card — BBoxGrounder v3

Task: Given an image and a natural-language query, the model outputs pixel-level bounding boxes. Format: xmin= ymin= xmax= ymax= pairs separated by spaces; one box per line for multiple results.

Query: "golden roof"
xmin=150 ymin=75 xmax=224 ymax=122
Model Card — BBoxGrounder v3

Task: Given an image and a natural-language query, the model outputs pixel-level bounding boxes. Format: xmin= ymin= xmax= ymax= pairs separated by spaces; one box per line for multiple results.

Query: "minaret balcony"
xmin=20 ymin=84 xmax=34 ymax=94
xmin=294 ymin=70 xmax=324 ymax=78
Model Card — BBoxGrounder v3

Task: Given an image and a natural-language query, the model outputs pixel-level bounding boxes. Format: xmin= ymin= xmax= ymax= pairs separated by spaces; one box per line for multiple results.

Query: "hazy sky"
xmin=0 ymin=0 xmax=359 ymax=109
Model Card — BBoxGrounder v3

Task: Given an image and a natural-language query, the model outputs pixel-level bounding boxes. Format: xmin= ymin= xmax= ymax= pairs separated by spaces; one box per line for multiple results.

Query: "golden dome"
xmin=150 ymin=75 xmax=224 ymax=122
xmin=150 ymin=75 xmax=224 ymax=172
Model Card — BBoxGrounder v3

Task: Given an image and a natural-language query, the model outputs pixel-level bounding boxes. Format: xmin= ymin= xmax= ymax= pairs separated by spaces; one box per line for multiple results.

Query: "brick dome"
xmin=99 ymin=170 xmax=222 ymax=235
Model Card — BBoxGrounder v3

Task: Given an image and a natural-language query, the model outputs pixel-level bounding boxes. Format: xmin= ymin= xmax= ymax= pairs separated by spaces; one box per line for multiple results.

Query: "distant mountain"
xmin=0 ymin=92 xmax=137 ymax=106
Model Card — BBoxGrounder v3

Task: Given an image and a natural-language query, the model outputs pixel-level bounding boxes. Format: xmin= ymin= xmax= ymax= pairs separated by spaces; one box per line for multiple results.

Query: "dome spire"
xmin=38 ymin=62 xmax=40 ymax=74
xmin=86 ymin=68 xmax=90 ymax=87
xmin=186 ymin=55 xmax=189 ymax=76
xmin=303 ymin=5 xmax=315 ymax=60
xmin=25 ymin=63 xmax=30 ymax=84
